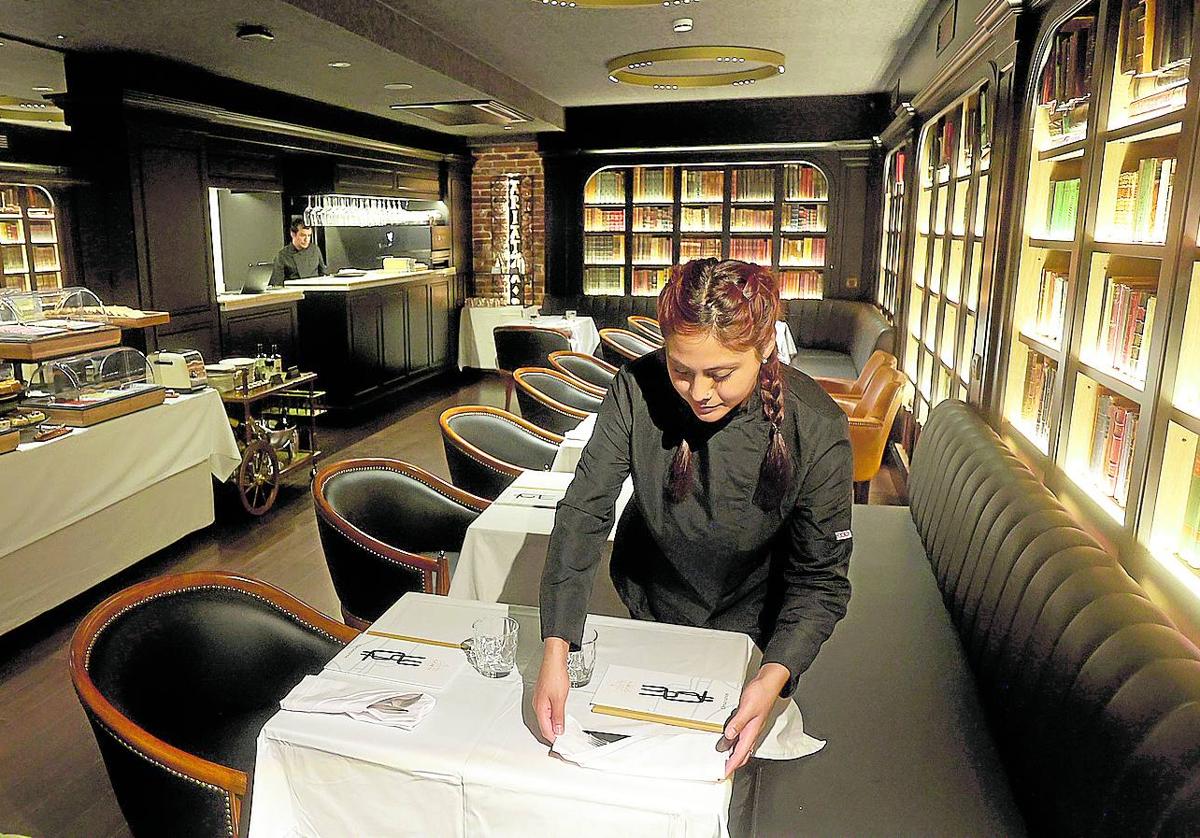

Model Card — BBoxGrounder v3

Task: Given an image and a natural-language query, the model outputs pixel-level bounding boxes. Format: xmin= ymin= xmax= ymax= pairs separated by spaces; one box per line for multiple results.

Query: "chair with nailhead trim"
xmin=312 ymin=459 xmax=489 ymax=628
xmin=69 ymin=571 xmax=357 ymax=838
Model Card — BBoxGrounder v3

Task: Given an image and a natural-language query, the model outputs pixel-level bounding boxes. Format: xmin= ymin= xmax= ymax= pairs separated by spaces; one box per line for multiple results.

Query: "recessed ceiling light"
xmin=55 ymin=34 xmax=66 ymax=40
xmin=328 ymin=61 xmax=351 ymax=68
xmin=236 ymin=23 xmax=275 ymax=42
xmin=503 ymin=125 xmax=513 ymax=130
xmin=32 ymin=86 xmax=54 ymax=93
xmin=673 ymin=17 xmax=693 ymax=32
xmin=384 ymin=82 xmax=414 ymax=91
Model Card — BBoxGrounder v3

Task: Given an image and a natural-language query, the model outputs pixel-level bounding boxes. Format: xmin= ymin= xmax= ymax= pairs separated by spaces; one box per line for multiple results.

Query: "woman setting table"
xmin=534 ymin=257 xmax=854 ymax=782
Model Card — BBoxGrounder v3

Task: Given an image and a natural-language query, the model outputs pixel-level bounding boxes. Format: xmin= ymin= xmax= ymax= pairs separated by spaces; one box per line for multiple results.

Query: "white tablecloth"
xmin=551 ymin=412 xmax=597 ymax=474
xmin=775 ymin=321 xmax=797 ymax=366
xmin=457 ymin=306 xmax=601 ymax=370
xmin=0 ymin=388 xmax=240 ymax=633
xmin=249 ymin=593 xmax=822 ymax=838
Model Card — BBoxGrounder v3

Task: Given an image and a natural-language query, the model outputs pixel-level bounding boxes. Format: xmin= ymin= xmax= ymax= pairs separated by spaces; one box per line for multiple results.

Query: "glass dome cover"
xmin=26 ymin=347 xmax=158 ymax=405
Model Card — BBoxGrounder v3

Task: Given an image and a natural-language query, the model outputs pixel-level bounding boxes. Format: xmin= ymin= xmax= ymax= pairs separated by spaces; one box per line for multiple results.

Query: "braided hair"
xmin=657 ymin=258 xmax=792 ymax=508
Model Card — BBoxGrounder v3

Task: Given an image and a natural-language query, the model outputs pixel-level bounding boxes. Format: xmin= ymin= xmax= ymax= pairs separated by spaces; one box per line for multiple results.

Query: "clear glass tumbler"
xmin=566 ymin=628 xmax=598 ymax=688
xmin=471 ymin=616 xmax=519 ymax=678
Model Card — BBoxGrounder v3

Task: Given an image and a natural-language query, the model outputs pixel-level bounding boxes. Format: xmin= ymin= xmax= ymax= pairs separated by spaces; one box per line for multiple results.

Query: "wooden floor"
xmin=0 ymin=372 xmax=906 ymax=837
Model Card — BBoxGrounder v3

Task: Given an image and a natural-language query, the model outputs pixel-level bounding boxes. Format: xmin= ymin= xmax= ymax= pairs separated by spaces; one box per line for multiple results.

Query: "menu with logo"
xmin=326 ymin=631 xmax=468 ymax=692
xmin=589 ymin=665 xmax=740 ymax=733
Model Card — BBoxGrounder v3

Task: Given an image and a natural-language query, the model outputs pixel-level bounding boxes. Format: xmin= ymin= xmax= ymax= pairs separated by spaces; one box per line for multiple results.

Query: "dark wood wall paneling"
xmin=538 ymin=94 xmax=891 ymax=300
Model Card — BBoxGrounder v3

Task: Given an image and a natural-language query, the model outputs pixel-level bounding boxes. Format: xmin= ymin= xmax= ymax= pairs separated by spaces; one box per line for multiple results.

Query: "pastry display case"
xmin=0 ymin=289 xmax=121 ymax=361
xmin=23 ymin=347 xmax=166 ymax=426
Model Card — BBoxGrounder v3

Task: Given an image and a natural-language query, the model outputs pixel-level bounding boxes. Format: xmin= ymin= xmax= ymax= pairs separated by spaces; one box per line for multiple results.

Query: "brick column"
xmin=470 ymin=142 xmax=546 ymax=304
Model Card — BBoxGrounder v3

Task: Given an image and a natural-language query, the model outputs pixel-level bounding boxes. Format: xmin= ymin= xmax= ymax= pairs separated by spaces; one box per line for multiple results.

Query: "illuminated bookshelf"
xmin=876 ymin=146 xmax=909 ymax=321
xmin=0 ymin=184 xmax=63 ymax=293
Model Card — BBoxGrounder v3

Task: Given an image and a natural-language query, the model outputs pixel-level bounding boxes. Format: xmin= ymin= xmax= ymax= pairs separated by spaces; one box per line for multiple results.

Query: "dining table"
xmin=458 ymin=306 xmax=602 ymax=370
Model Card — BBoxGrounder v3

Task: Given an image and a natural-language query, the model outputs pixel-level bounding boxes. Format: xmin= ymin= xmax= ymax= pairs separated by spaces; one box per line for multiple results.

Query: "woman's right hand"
xmin=533 ymin=637 xmax=571 ymax=743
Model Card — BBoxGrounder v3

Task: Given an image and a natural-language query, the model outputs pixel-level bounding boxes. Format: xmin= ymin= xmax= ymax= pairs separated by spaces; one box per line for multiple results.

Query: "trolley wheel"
xmin=237 ymin=439 xmax=280 ymax=516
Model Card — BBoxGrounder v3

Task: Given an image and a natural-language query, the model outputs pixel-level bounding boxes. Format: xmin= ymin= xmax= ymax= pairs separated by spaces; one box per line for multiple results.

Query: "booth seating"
xmin=541 ymin=295 xmax=894 ymax=380
xmin=752 ymin=400 xmax=1200 ymax=837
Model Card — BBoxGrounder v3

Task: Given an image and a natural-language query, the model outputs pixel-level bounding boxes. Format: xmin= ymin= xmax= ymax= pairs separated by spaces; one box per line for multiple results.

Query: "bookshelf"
xmin=998 ymin=0 xmax=1200 ymax=592
xmin=0 ymin=184 xmax=63 ymax=293
xmin=902 ymin=82 xmax=994 ymax=427
xmin=581 ymin=161 xmax=831 ymax=298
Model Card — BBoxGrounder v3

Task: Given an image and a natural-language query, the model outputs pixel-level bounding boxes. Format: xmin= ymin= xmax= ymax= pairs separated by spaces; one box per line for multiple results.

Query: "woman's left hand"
xmin=720 ymin=662 xmax=791 ymax=778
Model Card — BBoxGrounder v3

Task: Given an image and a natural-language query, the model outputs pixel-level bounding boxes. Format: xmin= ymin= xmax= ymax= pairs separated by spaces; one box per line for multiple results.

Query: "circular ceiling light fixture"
xmin=531 ymin=0 xmax=697 ymax=7
xmin=384 ymin=82 xmax=414 ymax=90
xmin=673 ymin=17 xmax=693 ymax=32
xmin=236 ymin=23 xmax=275 ymax=41
xmin=31 ymin=86 xmax=55 ymax=93
xmin=606 ymin=45 xmax=785 ymax=89
xmin=327 ymin=61 xmax=351 ymax=68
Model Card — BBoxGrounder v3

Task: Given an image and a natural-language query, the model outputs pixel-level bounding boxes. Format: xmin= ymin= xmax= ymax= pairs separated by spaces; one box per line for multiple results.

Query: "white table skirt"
xmin=0 ymin=388 xmax=240 ymax=633
xmin=249 ymin=594 xmax=822 ymax=838
xmin=551 ymin=412 xmax=597 ymax=474
xmin=457 ymin=306 xmax=601 ymax=370
xmin=775 ymin=321 xmax=797 ymax=366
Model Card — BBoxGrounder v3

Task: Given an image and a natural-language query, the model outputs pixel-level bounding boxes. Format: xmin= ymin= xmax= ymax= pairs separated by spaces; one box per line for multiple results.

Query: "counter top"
xmin=284 ymin=266 xmax=456 ymax=292
xmin=218 ymin=288 xmax=306 ymax=312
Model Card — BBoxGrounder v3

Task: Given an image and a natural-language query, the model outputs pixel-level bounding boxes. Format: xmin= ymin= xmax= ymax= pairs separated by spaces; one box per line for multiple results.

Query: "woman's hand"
xmin=721 ymin=662 xmax=791 ymax=778
xmin=533 ymin=637 xmax=571 ymax=744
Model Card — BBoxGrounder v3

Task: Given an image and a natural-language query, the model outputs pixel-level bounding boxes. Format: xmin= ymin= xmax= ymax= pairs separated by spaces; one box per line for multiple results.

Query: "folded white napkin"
xmin=551 ymin=716 xmax=727 ymax=782
xmin=281 ymin=674 xmax=436 ymax=730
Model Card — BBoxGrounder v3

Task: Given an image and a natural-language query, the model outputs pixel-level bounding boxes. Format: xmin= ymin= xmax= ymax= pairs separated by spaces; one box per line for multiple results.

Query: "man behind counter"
xmin=270 ymin=218 xmax=327 ymax=285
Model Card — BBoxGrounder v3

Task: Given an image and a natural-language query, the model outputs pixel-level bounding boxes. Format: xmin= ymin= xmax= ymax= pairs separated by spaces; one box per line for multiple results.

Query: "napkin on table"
xmin=281 ymin=674 xmax=436 ymax=730
xmin=550 ymin=715 xmax=727 ymax=782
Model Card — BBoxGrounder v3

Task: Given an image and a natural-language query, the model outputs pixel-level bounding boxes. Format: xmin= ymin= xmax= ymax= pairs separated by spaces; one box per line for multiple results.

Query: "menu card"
xmin=326 ymin=631 xmax=468 ymax=692
xmin=589 ymin=665 xmax=741 ymax=733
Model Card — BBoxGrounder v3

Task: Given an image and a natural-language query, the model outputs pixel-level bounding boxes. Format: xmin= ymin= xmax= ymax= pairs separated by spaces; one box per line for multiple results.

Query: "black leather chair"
xmin=440 ymin=405 xmax=563 ymax=499
xmin=512 ymin=366 xmax=604 ymax=434
xmin=493 ymin=325 xmax=573 ymax=410
xmin=548 ymin=350 xmax=618 ymax=391
xmin=69 ymin=571 xmax=357 ymax=838
xmin=627 ymin=315 xmax=664 ymax=345
xmin=598 ymin=328 xmax=658 ymax=366
xmin=313 ymin=459 xmax=489 ymax=627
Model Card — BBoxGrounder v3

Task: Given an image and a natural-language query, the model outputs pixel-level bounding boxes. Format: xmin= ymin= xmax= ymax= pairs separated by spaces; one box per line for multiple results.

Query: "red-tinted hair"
xmin=657 ymin=258 xmax=792 ymax=507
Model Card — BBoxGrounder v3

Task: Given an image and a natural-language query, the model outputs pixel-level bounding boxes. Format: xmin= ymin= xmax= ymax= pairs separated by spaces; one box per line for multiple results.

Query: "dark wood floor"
xmin=0 ymin=372 xmax=906 ymax=837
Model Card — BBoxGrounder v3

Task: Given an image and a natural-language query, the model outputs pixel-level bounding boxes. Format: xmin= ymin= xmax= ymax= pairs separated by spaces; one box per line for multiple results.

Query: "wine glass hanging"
xmin=300 ymin=195 xmax=443 ymax=227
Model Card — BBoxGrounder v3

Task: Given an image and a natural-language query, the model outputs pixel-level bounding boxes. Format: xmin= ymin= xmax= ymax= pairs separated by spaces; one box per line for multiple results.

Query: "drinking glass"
xmin=565 ymin=310 xmax=577 ymax=321
xmin=567 ymin=628 xmax=598 ymax=688
xmin=471 ymin=616 xmax=518 ymax=678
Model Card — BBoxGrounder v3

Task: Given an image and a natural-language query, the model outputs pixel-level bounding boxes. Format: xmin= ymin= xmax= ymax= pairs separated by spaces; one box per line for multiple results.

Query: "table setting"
xmin=457 ymin=306 xmax=602 ymax=370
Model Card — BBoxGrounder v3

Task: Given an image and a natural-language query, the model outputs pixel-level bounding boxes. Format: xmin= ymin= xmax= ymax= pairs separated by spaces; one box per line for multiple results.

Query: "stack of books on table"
xmin=1088 ymin=394 xmax=1140 ymax=507
xmin=1095 ymin=276 xmax=1156 ymax=380
xmin=1020 ymin=352 xmax=1057 ymax=440
xmin=1033 ymin=269 xmax=1068 ymax=341
xmin=1045 ymin=178 xmax=1081 ymax=238
xmin=1113 ymin=157 xmax=1176 ymax=243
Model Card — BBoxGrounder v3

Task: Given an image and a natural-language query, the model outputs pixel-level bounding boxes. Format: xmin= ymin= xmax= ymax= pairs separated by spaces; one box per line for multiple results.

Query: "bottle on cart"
xmin=254 ymin=343 xmax=267 ymax=382
xmin=270 ymin=344 xmax=282 ymax=378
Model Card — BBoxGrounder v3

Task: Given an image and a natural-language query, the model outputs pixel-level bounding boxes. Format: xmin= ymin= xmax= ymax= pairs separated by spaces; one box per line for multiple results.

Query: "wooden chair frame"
xmin=599 ymin=328 xmax=658 ymax=362
xmin=627 ymin=315 xmax=664 ymax=345
xmin=439 ymin=404 xmax=564 ymax=482
xmin=547 ymin=350 xmax=618 ymax=390
xmin=512 ymin=367 xmax=603 ymax=428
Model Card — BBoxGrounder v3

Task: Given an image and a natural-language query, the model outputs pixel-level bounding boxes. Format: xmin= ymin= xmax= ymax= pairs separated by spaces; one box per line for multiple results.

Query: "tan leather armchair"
xmin=841 ymin=367 xmax=907 ymax=503
xmin=813 ymin=350 xmax=897 ymax=398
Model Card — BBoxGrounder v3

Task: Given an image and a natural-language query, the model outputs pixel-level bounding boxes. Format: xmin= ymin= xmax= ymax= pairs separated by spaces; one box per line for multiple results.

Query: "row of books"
xmin=783 ymin=204 xmax=828 ymax=232
xmin=1177 ymin=447 xmax=1200 ymax=568
xmin=681 ymin=206 xmax=722 ymax=232
xmin=1032 ymin=269 xmax=1068 ymax=341
xmin=779 ymin=269 xmax=823 ymax=299
xmin=584 ymin=267 xmax=624 ymax=295
xmin=583 ymin=234 xmax=624 ymax=263
xmin=1113 ymin=156 xmax=1175 ymax=243
xmin=632 ymin=235 xmax=672 ymax=264
xmin=1040 ymin=16 xmax=1095 ymax=107
xmin=1095 ymin=276 xmax=1156 ymax=381
xmin=1046 ymin=101 xmax=1090 ymax=146
xmin=683 ymin=170 xmax=724 ymax=202
xmin=585 ymin=171 xmax=625 ymax=204
xmin=632 ymin=167 xmax=673 ymax=203
xmin=1088 ymin=394 xmax=1139 ymax=508
xmin=1045 ymin=177 xmax=1081 ymax=238
xmin=2 ymin=246 xmax=27 ymax=273
xmin=1020 ymin=350 xmax=1057 ymax=440
xmin=584 ymin=207 xmax=625 ymax=232
xmin=783 ymin=164 xmax=828 ymax=201
xmin=934 ymin=120 xmax=956 ymax=178
xmin=731 ymin=169 xmax=774 ymax=203
xmin=633 ymin=206 xmax=673 ymax=232
xmin=961 ymin=89 xmax=992 ymax=168
xmin=729 ymin=238 xmax=772 ymax=265
xmin=0 ymin=222 xmax=23 ymax=245
xmin=780 ymin=237 xmax=825 ymax=266
xmin=679 ymin=237 xmax=722 ymax=262
xmin=632 ymin=268 xmax=670 ymax=297
xmin=1120 ymin=0 xmax=1193 ymax=77
xmin=731 ymin=208 xmax=773 ymax=232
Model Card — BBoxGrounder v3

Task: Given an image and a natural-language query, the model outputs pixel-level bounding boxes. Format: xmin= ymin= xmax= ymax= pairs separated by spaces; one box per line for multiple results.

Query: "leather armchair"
xmin=493 ymin=325 xmax=573 ymax=410
xmin=512 ymin=367 xmax=604 ymax=435
xmin=840 ymin=367 xmax=906 ymax=503
xmin=627 ymin=315 xmax=664 ymax=345
xmin=440 ymin=405 xmax=563 ymax=499
xmin=813 ymin=350 xmax=897 ymax=397
xmin=548 ymin=350 xmax=618 ymax=391
xmin=69 ymin=571 xmax=356 ymax=838
xmin=313 ymin=459 xmax=489 ymax=627
xmin=599 ymin=328 xmax=658 ymax=366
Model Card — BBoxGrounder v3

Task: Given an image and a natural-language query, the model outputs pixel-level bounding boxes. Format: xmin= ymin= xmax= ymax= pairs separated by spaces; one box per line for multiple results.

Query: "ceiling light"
xmin=531 ymin=0 xmax=680 ymax=7
xmin=503 ymin=125 xmax=513 ymax=130
xmin=55 ymin=34 xmax=66 ymax=40
xmin=32 ymin=86 xmax=54 ymax=93
xmin=607 ymin=45 xmax=785 ymax=89
xmin=384 ymin=82 xmax=414 ymax=91
xmin=673 ymin=17 xmax=693 ymax=32
xmin=236 ymin=23 xmax=275 ymax=41
xmin=328 ymin=61 xmax=351 ymax=68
